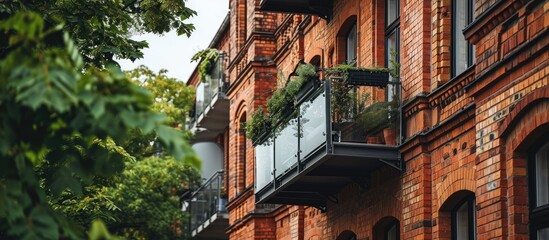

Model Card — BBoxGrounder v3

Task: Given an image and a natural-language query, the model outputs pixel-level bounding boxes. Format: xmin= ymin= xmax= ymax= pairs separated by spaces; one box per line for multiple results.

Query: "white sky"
xmin=118 ymin=0 xmax=229 ymax=82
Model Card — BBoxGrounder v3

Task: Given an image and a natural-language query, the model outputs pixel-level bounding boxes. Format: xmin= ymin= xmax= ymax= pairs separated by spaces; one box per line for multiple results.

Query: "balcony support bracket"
xmin=378 ymin=157 xmax=403 ymax=171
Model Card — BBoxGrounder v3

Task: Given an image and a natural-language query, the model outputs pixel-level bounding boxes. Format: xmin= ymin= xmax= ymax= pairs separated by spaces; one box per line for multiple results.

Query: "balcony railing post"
xmin=297 ymin=111 xmax=303 ymax=172
xmin=325 ymin=81 xmax=333 ymax=153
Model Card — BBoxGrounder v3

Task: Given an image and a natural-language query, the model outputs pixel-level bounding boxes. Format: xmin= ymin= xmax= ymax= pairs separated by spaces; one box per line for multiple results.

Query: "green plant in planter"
xmin=330 ymin=78 xmax=355 ymax=122
xmin=267 ymin=87 xmax=293 ymax=122
xmin=267 ymin=63 xmax=319 ymax=122
xmin=246 ymin=108 xmax=272 ymax=144
xmin=358 ymin=100 xmax=399 ymax=133
xmin=324 ymin=64 xmax=389 ymax=81
xmin=191 ymin=48 xmax=219 ymax=82
xmin=296 ymin=62 xmax=318 ymax=79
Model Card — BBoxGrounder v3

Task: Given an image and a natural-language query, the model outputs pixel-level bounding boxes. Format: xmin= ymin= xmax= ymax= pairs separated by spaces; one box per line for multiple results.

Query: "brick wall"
xmin=214 ymin=0 xmax=549 ymax=239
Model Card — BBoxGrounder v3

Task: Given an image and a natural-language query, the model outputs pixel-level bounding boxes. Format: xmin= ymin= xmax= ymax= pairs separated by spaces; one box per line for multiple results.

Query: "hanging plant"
xmin=191 ymin=48 xmax=220 ymax=82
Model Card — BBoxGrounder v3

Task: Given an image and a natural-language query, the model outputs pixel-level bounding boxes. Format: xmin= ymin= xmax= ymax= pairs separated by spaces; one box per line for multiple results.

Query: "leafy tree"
xmin=54 ymin=156 xmax=200 ymax=240
xmin=124 ymin=66 xmax=196 ymax=158
xmin=0 ymin=1 xmax=199 ymax=238
xmin=0 ymin=0 xmax=196 ymax=66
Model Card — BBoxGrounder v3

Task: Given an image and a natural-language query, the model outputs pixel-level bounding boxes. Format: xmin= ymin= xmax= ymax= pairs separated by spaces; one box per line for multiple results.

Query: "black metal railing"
xmin=188 ymin=171 xmax=227 ymax=234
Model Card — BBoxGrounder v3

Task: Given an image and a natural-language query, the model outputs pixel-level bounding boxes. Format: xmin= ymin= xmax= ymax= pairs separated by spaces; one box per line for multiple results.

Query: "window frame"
xmin=451 ymin=194 xmax=476 ymax=240
xmin=385 ymin=0 xmax=400 ymax=102
xmin=528 ymin=141 xmax=549 ymax=239
xmin=384 ymin=219 xmax=400 ymax=240
xmin=345 ymin=22 xmax=357 ymax=65
xmin=451 ymin=0 xmax=475 ymax=78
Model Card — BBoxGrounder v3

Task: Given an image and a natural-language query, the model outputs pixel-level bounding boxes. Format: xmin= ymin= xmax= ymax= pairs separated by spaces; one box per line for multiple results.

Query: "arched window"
xmin=336 ymin=230 xmax=357 ymax=240
xmin=373 ymin=217 xmax=400 ymax=240
xmin=336 ymin=16 xmax=357 ymax=65
xmin=452 ymin=194 xmax=476 ymax=240
xmin=451 ymin=0 xmax=475 ymax=77
xmin=346 ymin=23 xmax=357 ymax=65
xmin=237 ymin=112 xmax=247 ymax=193
xmin=439 ymin=190 xmax=476 ymax=240
xmin=529 ymin=141 xmax=549 ymax=239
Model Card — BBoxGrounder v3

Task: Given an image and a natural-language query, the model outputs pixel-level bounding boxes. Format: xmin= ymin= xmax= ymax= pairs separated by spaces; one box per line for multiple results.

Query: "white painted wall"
xmin=192 ymin=142 xmax=223 ymax=181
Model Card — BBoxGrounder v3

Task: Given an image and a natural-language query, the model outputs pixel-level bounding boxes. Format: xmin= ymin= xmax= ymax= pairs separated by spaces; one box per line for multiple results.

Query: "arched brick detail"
xmin=499 ymin=86 xmax=549 ymax=141
xmin=234 ymin=100 xmax=248 ymax=122
xmin=435 ymin=166 xmax=476 ymax=211
xmin=499 ymin=89 xmax=549 ymax=239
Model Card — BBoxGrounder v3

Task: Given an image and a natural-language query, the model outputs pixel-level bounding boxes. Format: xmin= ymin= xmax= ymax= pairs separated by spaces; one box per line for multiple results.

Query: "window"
xmin=346 ymin=23 xmax=357 ymax=65
xmin=385 ymin=220 xmax=399 ymax=240
xmin=385 ymin=0 xmax=399 ymax=102
xmin=451 ymin=0 xmax=475 ymax=77
xmin=373 ymin=217 xmax=400 ymax=240
xmin=237 ymin=114 xmax=247 ymax=193
xmin=529 ymin=141 xmax=549 ymax=239
xmin=336 ymin=230 xmax=357 ymax=240
xmin=452 ymin=195 xmax=476 ymax=240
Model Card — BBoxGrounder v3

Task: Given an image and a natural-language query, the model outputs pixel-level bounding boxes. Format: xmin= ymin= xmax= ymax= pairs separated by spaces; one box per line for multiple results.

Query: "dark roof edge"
xmin=208 ymin=12 xmax=230 ymax=49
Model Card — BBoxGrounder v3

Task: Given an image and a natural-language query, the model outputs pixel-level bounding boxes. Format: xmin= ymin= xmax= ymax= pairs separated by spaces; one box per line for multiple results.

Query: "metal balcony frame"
xmin=254 ymin=81 xmax=402 ymax=212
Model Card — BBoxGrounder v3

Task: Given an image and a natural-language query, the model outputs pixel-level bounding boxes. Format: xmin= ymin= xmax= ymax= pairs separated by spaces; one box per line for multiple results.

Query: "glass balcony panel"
xmin=299 ymin=92 xmax=326 ymax=159
xmin=188 ymin=172 xmax=228 ymax=235
xmin=203 ymin=80 xmax=212 ymax=111
xmin=255 ymin=140 xmax=274 ymax=192
xmin=190 ymin=191 xmax=206 ymax=231
xmin=274 ymin=118 xmax=298 ymax=178
xmin=209 ymin=60 xmax=221 ymax=99
xmin=331 ymin=84 xmax=401 ymax=146
xmin=196 ymin=83 xmax=206 ymax=118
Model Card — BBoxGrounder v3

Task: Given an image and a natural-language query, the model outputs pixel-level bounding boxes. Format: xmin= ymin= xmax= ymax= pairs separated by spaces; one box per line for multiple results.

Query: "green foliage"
xmin=124 ymin=65 xmax=196 ymax=158
xmin=0 ymin=0 xmax=196 ymax=67
xmin=246 ymin=108 xmax=271 ymax=144
xmin=191 ymin=48 xmax=219 ymax=82
xmin=0 ymin=10 xmax=199 ymax=239
xmin=247 ymin=63 xmax=319 ymax=142
xmin=53 ymin=156 xmax=200 ymax=240
xmin=388 ymin=49 xmax=400 ymax=79
xmin=323 ymin=63 xmax=389 ymax=77
xmin=358 ymin=100 xmax=399 ymax=133
xmin=330 ymin=78 xmax=355 ymax=121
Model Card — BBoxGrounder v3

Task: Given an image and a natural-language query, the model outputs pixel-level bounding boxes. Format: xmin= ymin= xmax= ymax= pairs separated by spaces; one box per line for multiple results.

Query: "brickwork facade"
xmin=188 ymin=0 xmax=549 ymax=239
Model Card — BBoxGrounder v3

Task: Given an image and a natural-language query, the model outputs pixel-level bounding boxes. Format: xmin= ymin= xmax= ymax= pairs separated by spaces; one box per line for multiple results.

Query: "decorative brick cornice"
xmin=463 ymin=0 xmax=528 ymax=44
xmin=465 ymin=28 xmax=549 ymax=97
xmin=402 ymin=94 xmax=429 ymax=118
xmin=429 ymin=67 xmax=475 ymax=109
xmin=400 ymin=104 xmax=476 ymax=157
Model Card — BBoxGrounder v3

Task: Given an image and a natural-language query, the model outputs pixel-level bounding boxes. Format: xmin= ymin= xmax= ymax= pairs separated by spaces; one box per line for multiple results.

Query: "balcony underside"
xmin=192 ymin=95 xmax=229 ymax=142
xmin=191 ymin=212 xmax=229 ymax=240
xmin=259 ymin=0 xmax=332 ymax=19
xmin=256 ymin=143 xmax=400 ymax=211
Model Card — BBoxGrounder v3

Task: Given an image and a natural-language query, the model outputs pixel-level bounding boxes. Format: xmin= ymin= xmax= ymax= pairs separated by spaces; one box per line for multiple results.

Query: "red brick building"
xmin=185 ymin=0 xmax=549 ymax=239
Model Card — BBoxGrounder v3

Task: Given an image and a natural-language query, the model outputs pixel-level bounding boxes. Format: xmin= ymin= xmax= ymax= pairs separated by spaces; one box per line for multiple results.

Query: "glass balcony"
xmin=187 ymin=54 xmax=229 ymax=142
xmin=188 ymin=171 xmax=228 ymax=240
xmin=254 ymin=80 xmax=402 ymax=211
xmin=188 ymin=55 xmax=230 ymax=142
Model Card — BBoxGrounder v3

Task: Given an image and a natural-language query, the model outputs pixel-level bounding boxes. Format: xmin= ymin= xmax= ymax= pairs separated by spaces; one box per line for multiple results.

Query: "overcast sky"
xmin=118 ymin=0 xmax=229 ymax=82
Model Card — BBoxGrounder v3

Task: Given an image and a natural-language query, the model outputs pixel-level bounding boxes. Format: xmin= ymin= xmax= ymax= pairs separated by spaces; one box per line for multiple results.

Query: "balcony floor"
xmin=191 ymin=94 xmax=229 ymax=143
xmin=191 ymin=212 xmax=229 ymax=240
xmin=255 ymin=142 xmax=400 ymax=211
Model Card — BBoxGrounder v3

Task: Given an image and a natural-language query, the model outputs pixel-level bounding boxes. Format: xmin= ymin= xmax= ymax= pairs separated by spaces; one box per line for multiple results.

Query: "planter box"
xmin=346 ymin=69 xmax=389 ymax=87
xmin=295 ymin=78 xmax=321 ymax=104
